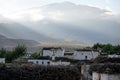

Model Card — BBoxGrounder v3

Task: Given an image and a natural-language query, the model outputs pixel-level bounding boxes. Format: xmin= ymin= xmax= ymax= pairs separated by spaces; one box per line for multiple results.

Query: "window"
xmin=47 ymin=62 xmax=50 ymax=65
xmin=42 ymin=62 xmax=44 ymax=64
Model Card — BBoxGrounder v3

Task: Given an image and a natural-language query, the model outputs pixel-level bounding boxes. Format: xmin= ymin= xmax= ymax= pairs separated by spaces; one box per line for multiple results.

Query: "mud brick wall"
xmin=0 ymin=64 xmax=81 ymax=80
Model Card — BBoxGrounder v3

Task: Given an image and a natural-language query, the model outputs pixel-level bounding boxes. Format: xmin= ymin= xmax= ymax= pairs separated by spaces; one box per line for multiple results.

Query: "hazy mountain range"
xmin=0 ymin=22 xmax=59 ymax=42
xmin=0 ymin=34 xmax=39 ymax=48
xmin=1 ymin=2 xmax=120 ymax=45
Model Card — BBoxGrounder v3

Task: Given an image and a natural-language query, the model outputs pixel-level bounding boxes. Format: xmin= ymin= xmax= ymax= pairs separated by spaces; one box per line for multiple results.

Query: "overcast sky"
xmin=0 ymin=0 xmax=120 ymax=16
xmin=0 ymin=0 xmax=120 ymax=44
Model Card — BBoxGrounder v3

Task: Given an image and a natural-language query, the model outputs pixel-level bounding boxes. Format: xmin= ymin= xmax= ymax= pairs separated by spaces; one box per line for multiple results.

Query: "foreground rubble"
xmin=0 ymin=64 xmax=81 ymax=80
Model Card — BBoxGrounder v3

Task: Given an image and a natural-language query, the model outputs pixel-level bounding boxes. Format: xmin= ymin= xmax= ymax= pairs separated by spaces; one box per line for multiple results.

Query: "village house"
xmin=73 ymin=49 xmax=99 ymax=60
xmin=42 ymin=47 xmax=65 ymax=57
xmin=27 ymin=47 xmax=71 ymax=66
xmin=28 ymin=56 xmax=70 ymax=66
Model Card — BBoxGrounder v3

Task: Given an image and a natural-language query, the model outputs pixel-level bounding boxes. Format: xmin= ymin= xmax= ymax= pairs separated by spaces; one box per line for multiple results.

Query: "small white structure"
xmin=28 ymin=59 xmax=70 ymax=66
xmin=93 ymin=72 xmax=120 ymax=80
xmin=42 ymin=47 xmax=65 ymax=57
xmin=28 ymin=59 xmax=51 ymax=65
xmin=0 ymin=58 xmax=5 ymax=63
xmin=73 ymin=49 xmax=99 ymax=60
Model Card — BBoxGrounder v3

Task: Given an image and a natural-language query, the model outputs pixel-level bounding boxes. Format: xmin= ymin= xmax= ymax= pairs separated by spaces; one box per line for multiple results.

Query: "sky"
xmin=0 ymin=0 xmax=120 ymax=44
xmin=0 ymin=0 xmax=120 ymax=16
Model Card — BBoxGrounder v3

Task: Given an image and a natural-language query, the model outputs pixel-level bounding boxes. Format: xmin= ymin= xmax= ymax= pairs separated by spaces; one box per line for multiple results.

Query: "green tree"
xmin=112 ymin=45 xmax=120 ymax=52
xmin=102 ymin=44 xmax=113 ymax=52
xmin=0 ymin=45 xmax=27 ymax=63
xmin=30 ymin=51 xmax=43 ymax=59
xmin=30 ymin=53 xmax=40 ymax=58
xmin=5 ymin=51 xmax=14 ymax=63
xmin=93 ymin=43 xmax=104 ymax=49
xmin=13 ymin=45 xmax=27 ymax=58
xmin=93 ymin=43 xmax=120 ymax=53
xmin=0 ymin=48 xmax=6 ymax=58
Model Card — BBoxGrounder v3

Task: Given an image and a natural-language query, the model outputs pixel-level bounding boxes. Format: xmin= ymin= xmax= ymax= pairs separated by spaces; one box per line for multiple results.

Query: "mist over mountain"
xmin=0 ymin=20 xmax=61 ymax=43
xmin=2 ymin=2 xmax=120 ymax=45
xmin=25 ymin=19 xmax=120 ymax=44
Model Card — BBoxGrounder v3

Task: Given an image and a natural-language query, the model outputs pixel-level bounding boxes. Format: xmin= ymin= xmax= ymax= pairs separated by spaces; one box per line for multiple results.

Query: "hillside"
xmin=0 ymin=22 xmax=59 ymax=43
xmin=0 ymin=34 xmax=39 ymax=47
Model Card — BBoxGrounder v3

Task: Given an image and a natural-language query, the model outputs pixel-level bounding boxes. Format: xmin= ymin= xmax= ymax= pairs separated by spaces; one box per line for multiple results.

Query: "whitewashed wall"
xmin=28 ymin=59 xmax=70 ymax=66
xmin=28 ymin=59 xmax=50 ymax=65
xmin=55 ymin=49 xmax=64 ymax=57
xmin=73 ymin=51 xmax=99 ymax=60
xmin=43 ymin=49 xmax=64 ymax=57
xmin=43 ymin=50 xmax=53 ymax=57
xmin=93 ymin=72 xmax=120 ymax=80
xmin=0 ymin=58 xmax=5 ymax=63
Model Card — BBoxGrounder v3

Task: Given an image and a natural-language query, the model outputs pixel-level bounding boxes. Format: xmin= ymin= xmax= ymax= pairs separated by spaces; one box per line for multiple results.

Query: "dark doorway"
xmin=85 ymin=56 xmax=87 ymax=60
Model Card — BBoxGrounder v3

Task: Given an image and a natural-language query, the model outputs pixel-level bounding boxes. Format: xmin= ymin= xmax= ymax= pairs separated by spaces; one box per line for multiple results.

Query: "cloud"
xmin=3 ymin=2 xmax=119 ymax=29
xmin=3 ymin=2 xmax=120 ymax=44
xmin=6 ymin=2 xmax=114 ymax=23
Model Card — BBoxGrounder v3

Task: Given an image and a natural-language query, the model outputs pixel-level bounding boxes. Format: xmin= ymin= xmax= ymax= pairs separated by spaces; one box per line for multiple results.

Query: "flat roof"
xmin=42 ymin=47 xmax=62 ymax=50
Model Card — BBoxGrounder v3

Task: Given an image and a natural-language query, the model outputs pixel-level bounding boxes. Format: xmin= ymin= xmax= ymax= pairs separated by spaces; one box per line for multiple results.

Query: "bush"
xmin=0 ymin=45 xmax=27 ymax=63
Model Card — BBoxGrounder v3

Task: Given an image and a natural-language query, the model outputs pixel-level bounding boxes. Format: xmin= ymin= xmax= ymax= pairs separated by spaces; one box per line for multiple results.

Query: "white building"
xmin=42 ymin=47 xmax=65 ymax=57
xmin=28 ymin=59 xmax=70 ymax=66
xmin=73 ymin=49 xmax=99 ymax=60
xmin=28 ymin=56 xmax=70 ymax=66
xmin=0 ymin=58 xmax=5 ymax=63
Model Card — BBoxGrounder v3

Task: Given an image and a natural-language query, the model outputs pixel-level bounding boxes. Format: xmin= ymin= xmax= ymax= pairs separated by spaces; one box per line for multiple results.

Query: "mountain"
xmin=26 ymin=20 xmax=120 ymax=44
xmin=2 ymin=2 xmax=120 ymax=45
xmin=0 ymin=34 xmax=39 ymax=47
xmin=0 ymin=22 xmax=61 ymax=43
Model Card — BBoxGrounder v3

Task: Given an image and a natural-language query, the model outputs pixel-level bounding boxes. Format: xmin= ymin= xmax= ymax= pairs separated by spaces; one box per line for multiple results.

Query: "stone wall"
xmin=0 ymin=64 xmax=81 ymax=80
